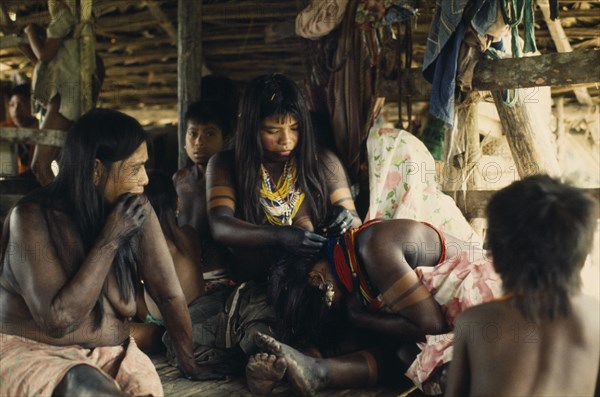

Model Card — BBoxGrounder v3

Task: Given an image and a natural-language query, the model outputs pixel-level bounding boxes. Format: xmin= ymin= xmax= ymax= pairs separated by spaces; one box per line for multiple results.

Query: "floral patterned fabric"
xmin=366 ymin=122 xmax=497 ymax=393
xmin=0 ymin=334 xmax=163 ymax=396
xmin=406 ymin=247 xmax=502 ymax=394
xmin=365 ymin=121 xmax=482 ymax=245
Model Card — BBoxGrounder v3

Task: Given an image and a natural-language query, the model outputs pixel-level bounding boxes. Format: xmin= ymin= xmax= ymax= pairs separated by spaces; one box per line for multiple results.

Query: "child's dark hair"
xmin=9 ymin=84 xmax=31 ymax=99
xmin=268 ymin=250 xmax=340 ymax=349
xmin=486 ymin=174 xmax=597 ymax=321
xmin=184 ymin=100 xmax=233 ymax=140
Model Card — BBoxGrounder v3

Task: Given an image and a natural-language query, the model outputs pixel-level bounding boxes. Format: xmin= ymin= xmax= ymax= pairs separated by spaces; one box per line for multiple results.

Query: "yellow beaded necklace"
xmin=259 ymin=158 xmax=305 ymax=226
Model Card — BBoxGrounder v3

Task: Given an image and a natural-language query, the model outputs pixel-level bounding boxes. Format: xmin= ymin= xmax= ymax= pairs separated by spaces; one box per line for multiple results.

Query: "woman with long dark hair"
xmin=206 ymin=74 xmax=360 ymax=281
xmin=0 ymin=109 xmax=222 ymax=396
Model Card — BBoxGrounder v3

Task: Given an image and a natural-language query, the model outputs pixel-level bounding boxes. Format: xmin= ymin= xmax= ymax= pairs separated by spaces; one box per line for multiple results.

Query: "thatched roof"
xmin=1 ymin=0 xmax=598 ymax=124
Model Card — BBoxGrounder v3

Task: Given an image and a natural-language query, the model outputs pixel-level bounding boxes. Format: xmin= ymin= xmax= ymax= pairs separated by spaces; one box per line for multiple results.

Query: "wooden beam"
xmin=204 ymin=42 xmax=302 ymax=56
xmin=0 ymin=127 xmax=67 ymax=147
xmin=99 ymin=86 xmax=177 ymax=98
xmin=0 ymin=125 xmax=175 ymax=146
xmin=445 ymin=188 xmax=600 ymax=220
xmin=177 ymin=0 xmax=202 ymax=168
xmin=143 ymin=0 xmax=177 ymax=45
xmin=537 ymin=0 xmax=594 ymax=106
xmin=101 ymin=48 xmax=177 ymax=67
xmin=105 ymin=63 xmax=177 ymax=76
xmin=379 ymin=50 xmax=600 ymax=101
xmin=472 ymin=49 xmax=600 ymax=91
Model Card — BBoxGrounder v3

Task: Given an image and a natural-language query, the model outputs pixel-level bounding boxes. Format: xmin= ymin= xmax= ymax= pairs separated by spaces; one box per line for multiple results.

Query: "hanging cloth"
xmin=499 ymin=0 xmax=537 ymax=57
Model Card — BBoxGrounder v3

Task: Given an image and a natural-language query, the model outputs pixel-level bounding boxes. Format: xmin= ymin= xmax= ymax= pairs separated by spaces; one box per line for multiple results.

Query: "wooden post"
xmin=463 ymin=97 xmax=483 ymax=191
xmin=79 ymin=0 xmax=94 ymax=115
xmin=177 ymin=0 xmax=202 ymax=168
xmin=555 ymin=96 xmax=566 ymax=169
xmin=441 ymin=93 xmax=482 ymax=192
xmin=491 ymin=90 xmax=561 ymax=178
xmin=537 ymin=0 xmax=593 ymax=106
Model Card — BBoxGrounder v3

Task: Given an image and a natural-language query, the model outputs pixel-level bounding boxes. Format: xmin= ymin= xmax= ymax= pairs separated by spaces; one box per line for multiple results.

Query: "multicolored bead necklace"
xmin=259 ymin=159 xmax=305 ymax=226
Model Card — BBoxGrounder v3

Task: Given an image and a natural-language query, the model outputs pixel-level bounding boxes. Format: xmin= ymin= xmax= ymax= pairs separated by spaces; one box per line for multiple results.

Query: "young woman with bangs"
xmin=206 ymin=74 xmax=360 ymax=282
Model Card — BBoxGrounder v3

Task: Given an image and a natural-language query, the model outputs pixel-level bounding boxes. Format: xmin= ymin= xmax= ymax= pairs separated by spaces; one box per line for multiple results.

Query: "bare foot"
xmin=255 ymin=333 xmax=326 ymax=397
xmin=246 ymin=353 xmax=287 ymax=395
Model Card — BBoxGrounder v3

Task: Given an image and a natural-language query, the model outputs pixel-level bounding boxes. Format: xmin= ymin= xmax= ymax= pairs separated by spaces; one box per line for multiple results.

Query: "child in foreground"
xmin=445 ymin=175 xmax=600 ymax=397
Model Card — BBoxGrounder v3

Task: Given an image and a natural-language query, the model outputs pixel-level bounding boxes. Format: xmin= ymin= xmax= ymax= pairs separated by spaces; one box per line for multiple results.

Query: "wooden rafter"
xmin=537 ymin=0 xmax=594 ymax=106
xmin=142 ymin=0 xmax=177 ymax=45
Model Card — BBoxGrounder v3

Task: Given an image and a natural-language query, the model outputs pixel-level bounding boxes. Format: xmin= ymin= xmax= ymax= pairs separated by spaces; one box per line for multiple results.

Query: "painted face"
xmin=8 ymin=94 xmax=32 ymax=127
xmin=101 ymin=142 xmax=149 ymax=204
xmin=185 ymin=121 xmax=224 ymax=166
xmin=259 ymin=114 xmax=299 ymax=162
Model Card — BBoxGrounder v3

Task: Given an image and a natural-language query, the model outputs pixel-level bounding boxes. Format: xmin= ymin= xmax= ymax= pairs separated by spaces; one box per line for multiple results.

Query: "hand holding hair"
xmin=321 ymin=205 xmax=353 ymax=236
xmin=279 ymin=226 xmax=327 ymax=255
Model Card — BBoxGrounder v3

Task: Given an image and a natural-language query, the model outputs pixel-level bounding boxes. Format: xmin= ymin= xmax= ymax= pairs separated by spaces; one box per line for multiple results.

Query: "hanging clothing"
xmin=423 ymin=0 xmax=505 ymax=128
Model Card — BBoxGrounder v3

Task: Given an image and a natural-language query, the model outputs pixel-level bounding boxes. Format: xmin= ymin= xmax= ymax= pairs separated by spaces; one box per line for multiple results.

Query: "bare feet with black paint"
xmin=246 ymin=353 xmax=287 ymax=395
xmin=254 ymin=332 xmax=326 ymax=397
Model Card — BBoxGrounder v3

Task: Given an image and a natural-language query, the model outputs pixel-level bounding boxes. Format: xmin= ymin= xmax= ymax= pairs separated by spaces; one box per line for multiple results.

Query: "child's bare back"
xmin=448 ymin=293 xmax=599 ymax=396
xmin=446 ymin=175 xmax=600 ymax=396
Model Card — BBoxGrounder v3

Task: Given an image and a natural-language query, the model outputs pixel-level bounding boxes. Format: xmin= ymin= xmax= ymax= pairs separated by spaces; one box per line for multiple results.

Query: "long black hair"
xmin=268 ymin=251 xmax=342 ymax=349
xmin=486 ymin=175 xmax=597 ymax=321
xmin=234 ymin=74 xmax=328 ymax=225
xmin=18 ymin=108 xmax=148 ymax=328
